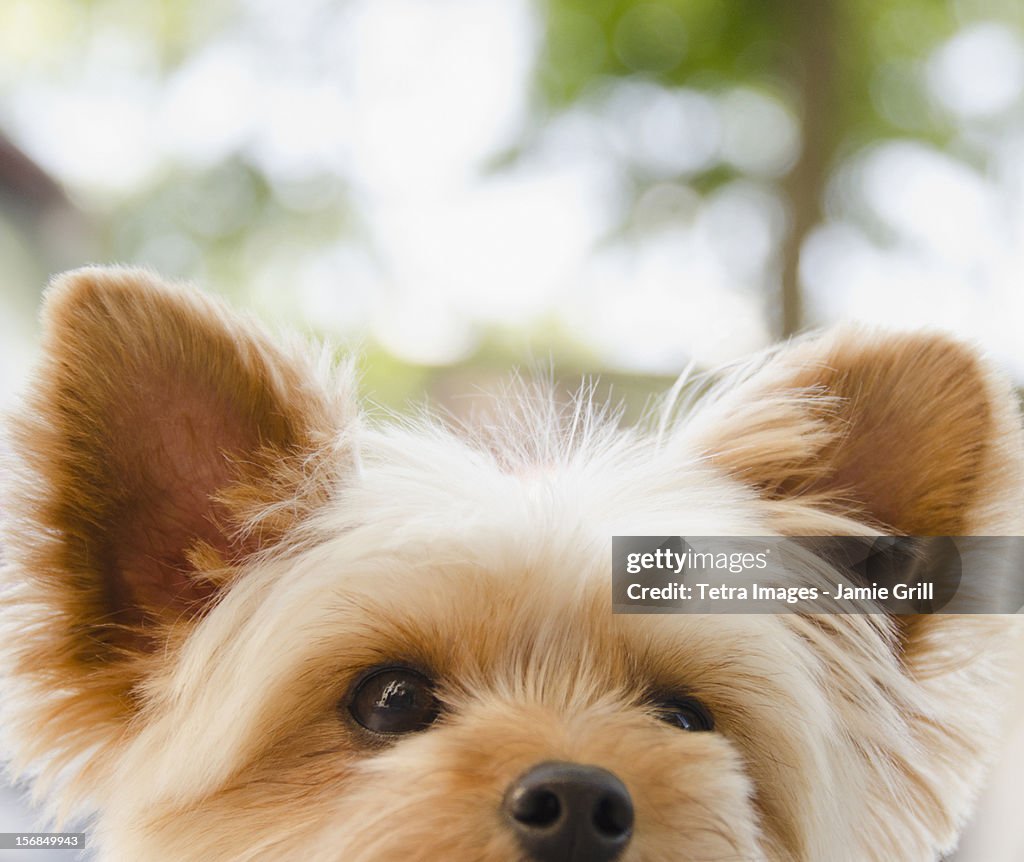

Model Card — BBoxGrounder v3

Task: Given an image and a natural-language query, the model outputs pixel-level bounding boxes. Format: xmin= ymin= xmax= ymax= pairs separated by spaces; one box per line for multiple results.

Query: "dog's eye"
xmin=347 ymin=667 xmax=440 ymax=735
xmin=655 ymin=697 xmax=714 ymax=732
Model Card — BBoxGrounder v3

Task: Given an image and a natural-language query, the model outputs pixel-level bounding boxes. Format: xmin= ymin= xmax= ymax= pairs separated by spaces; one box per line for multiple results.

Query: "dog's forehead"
xmin=215 ymin=459 xmax=776 ymax=694
xmin=340 ymin=421 xmax=768 ymax=537
xmin=242 ymin=421 xmax=779 ymax=671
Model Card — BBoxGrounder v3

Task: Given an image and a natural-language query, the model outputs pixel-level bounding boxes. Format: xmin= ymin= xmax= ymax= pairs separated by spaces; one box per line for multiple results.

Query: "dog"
xmin=1 ymin=266 xmax=1022 ymax=861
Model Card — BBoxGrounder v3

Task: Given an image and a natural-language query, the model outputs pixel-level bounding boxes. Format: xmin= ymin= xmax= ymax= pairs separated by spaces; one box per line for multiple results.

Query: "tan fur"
xmin=1 ymin=267 xmax=1022 ymax=861
xmin=0 ymin=268 xmax=356 ymax=811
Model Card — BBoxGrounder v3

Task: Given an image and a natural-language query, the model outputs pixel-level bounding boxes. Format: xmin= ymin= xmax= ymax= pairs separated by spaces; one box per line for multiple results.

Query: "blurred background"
xmin=1 ymin=0 xmax=1023 ymax=859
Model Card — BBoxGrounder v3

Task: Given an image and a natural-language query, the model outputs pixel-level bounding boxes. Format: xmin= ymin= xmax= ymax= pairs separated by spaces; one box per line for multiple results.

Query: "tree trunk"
xmin=777 ymin=0 xmax=836 ymax=339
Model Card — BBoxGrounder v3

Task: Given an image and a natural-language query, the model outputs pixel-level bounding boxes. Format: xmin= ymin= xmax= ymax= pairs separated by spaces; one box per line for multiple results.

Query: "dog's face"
xmin=1 ymin=268 xmax=1022 ymax=862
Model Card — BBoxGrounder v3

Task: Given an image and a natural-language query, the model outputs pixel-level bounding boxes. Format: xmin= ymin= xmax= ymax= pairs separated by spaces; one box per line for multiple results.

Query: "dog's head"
xmin=2 ymin=268 xmax=1022 ymax=862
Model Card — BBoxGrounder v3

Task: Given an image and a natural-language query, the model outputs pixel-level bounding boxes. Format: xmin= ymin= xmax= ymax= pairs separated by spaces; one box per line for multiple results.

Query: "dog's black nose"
xmin=503 ymin=761 xmax=634 ymax=862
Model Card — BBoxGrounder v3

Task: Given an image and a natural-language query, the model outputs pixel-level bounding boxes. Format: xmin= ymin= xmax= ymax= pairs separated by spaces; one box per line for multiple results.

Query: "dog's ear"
xmin=690 ymin=325 xmax=1024 ymax=684
xmin=691 ymin=326 xmax=1024 ymax=538
xmin=690 ymin=331 xmax=1024 ymax=855
xmin=3 ymin=267 xmax=355 ymax=665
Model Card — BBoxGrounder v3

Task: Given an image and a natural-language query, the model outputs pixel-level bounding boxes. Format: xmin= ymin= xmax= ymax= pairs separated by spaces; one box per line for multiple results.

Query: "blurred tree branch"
xmin=0 ymin=134 xmax=68 ymax=214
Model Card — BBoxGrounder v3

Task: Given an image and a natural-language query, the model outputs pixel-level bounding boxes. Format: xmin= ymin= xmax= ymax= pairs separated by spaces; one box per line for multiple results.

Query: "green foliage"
xmin=535 ymin=0 xmax=975 ymax=151
xmin=537 ymin=0 xmax=790 ymax=103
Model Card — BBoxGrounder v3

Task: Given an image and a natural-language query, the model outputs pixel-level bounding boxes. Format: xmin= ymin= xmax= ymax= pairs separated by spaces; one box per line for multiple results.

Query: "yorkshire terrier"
xmin=1 ymin=267 xmax=1022 ymax=861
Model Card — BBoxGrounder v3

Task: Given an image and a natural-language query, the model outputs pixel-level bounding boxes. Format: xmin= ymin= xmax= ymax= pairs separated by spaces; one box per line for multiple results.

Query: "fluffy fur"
xmin=1 ymin=267 xmax=1023 ymax=861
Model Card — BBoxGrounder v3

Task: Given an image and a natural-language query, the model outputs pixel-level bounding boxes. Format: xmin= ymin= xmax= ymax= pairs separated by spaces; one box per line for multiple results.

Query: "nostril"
xmin=504 ymin=762 xmax=634 ymax=862
xmin=511 ymin=788 xmax=562 ymax=828
xmin=593 ymin=792 xmax=633 ymax=838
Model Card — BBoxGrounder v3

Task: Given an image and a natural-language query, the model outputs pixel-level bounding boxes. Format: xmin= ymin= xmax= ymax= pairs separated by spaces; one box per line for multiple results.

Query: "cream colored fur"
xmin=1 ymin=267 xmax=1022 ymax=862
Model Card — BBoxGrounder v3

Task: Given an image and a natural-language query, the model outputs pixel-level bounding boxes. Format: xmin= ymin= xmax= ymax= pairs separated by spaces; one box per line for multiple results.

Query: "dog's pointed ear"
xmin=4 ymin=267 xmax=357 ymax=659
xmin=690 ymin=326 xmax=1024 ymax=538
xmin=689 ymin=331 xmax=1024 ymax=854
